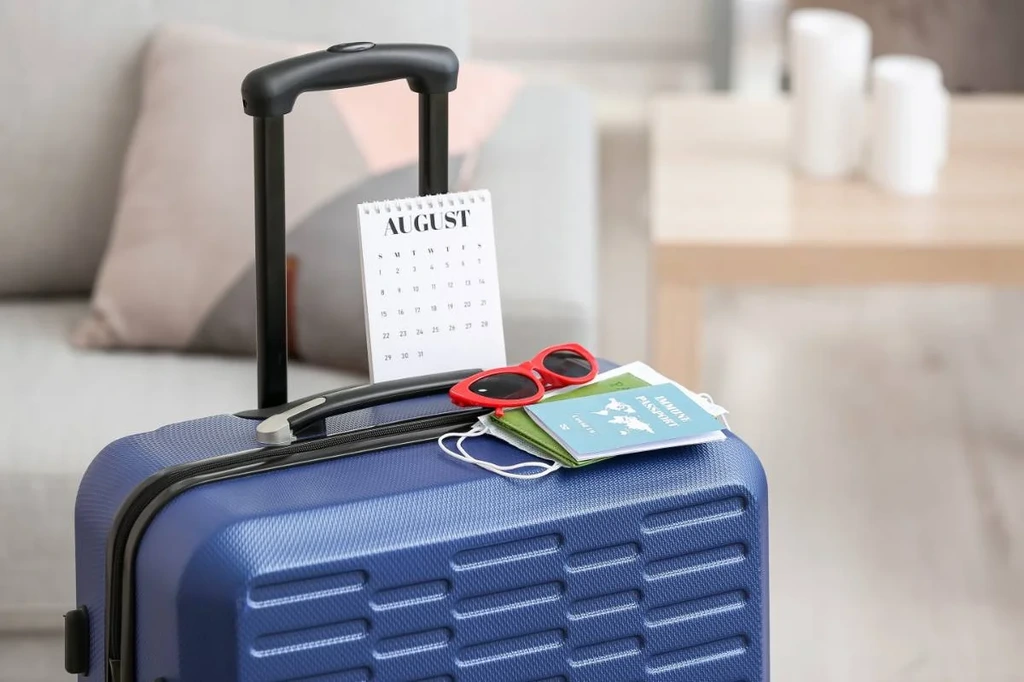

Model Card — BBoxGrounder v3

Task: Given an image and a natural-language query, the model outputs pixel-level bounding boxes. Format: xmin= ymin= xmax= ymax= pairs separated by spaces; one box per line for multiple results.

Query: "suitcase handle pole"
xmin=242 ymin=43 xmax=459 ymax=409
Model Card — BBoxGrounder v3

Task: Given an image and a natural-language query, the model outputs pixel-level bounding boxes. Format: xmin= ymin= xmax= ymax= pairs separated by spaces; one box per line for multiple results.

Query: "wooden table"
xmin=650 ymin=95 xmax=1024 ymax=388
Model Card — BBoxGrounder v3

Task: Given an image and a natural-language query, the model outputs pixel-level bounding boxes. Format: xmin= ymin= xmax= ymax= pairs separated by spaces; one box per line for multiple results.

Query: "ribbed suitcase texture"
xmin=73 ymin=389 xmax=768 ymax=681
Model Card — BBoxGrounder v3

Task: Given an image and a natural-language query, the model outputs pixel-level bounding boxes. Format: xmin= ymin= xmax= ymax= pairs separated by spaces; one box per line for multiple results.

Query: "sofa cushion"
xmin=0 ymin=0 xmax=468 ymax=295
xmin=0 ymin=300 xmax=361 ymax=629
xmin=72 ymin=23 xmax=523 ymax=374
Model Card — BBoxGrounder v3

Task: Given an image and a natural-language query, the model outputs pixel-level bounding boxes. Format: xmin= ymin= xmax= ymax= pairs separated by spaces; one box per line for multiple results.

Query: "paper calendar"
xmin=358 ymin=190 xmax=507 ymax=382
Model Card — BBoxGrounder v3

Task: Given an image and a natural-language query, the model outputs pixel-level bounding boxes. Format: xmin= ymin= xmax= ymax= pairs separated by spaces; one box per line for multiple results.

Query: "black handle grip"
xmin=242 ymin=42 xmax=459 ymax=117
xmin=255 ymin=369 xmax=481 ymax=445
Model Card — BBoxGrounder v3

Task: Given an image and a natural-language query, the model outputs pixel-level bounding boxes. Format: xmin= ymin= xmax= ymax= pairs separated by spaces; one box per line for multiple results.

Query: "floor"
xmin=5 ymin=110 xmax=1023 ymax=682
xmin=711 ymin=287 xmax=1024 ymax=681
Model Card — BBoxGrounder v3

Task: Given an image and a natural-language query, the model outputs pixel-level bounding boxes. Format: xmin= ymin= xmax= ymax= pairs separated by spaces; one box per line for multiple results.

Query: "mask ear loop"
xmin=438 ymin=425 xmax=562 ymax=480
xmin=698 ymin=392 xmax=730 ymax=430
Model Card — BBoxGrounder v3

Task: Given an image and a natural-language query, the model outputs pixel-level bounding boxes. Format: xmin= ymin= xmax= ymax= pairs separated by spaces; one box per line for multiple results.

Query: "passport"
xmin=489 ymin=373 xmax=652 ymax=467
xmin=524 ymin=383 xmax=724 ymax=461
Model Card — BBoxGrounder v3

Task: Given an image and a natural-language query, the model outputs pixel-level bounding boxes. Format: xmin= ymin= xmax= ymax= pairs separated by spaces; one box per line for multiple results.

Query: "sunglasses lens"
xmin=542 ymin=349 xmax=593 ymax=378
xmin=468 ymin=372 xmax=539 ymax=400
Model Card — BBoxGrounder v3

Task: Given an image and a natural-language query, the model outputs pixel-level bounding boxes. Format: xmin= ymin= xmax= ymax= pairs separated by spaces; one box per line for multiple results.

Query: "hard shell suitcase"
xmin=66 ymin=43 xmax=770 ymax=682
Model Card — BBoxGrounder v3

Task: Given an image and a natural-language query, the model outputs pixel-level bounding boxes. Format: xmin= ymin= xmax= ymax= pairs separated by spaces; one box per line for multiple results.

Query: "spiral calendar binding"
xmin=360 ymin=190 xmax=491 ymax=215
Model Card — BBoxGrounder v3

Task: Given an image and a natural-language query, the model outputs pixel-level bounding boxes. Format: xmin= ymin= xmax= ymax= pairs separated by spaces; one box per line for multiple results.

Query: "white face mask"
xmin=437 ymin=417 xmax=562 ymax=480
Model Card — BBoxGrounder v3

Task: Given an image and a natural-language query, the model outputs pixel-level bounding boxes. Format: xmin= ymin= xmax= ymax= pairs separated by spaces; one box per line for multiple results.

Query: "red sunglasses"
xmin=449 ymin=343 xmax=598 ymax=417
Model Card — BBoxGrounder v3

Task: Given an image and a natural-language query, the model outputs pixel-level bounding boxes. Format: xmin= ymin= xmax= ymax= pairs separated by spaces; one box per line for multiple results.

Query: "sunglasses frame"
xmin=449 ymin=342 xmax=599 ymax=416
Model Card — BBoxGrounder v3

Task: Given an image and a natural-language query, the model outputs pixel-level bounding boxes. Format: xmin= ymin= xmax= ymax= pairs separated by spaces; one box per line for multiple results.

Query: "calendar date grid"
xmin=368 ymin=241 xmax=499 ymax=365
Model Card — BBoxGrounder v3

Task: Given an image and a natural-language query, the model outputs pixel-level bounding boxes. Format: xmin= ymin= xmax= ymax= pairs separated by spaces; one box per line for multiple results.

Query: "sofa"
xmin=0 ymin=0 xmax=596 ymax=674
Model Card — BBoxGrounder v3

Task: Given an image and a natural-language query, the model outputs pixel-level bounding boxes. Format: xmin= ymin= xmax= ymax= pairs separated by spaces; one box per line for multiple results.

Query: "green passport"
xmin=491 ymin=373 xmax=650 ymax=467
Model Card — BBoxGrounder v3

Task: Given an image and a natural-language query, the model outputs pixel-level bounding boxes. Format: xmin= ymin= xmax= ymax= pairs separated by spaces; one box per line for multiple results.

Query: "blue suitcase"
xmin=65 ymin=43 xmax=769 ymax=682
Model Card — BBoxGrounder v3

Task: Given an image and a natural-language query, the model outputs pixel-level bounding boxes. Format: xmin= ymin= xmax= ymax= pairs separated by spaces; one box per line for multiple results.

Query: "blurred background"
xmin=2 ymin=0 xmax=1022 ymax=679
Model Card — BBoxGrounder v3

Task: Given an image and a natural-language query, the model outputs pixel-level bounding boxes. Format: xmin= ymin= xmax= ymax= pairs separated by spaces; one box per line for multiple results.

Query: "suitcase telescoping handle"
xmin=242 ymin=43 xmax=459 ymax=409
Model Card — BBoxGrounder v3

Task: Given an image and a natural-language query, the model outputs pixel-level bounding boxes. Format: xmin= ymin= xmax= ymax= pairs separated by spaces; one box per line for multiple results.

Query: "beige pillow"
xmin=75 ymin=23 xmax=522 ymax=372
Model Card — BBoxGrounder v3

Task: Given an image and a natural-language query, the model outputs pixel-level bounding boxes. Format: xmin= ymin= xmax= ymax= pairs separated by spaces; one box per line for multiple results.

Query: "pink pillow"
xmin=74 ymin=23 xmax=522 ymax=372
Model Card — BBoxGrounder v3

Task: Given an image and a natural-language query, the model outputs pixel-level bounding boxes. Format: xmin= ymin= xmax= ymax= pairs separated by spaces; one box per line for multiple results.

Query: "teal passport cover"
xmin=525 ymin=383 xmax=723 ymax=458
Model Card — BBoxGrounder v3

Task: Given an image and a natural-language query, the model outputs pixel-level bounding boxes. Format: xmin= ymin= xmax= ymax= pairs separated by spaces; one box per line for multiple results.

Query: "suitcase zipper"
xmin=105 ymin=408 xmax=486 ymax=682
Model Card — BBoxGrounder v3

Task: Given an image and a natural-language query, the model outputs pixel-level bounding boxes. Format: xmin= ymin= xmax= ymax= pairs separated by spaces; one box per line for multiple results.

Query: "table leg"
xmin=652 ymin=280 xmax=702 ymax=389
xmin=707 ymin=0 xmax=734 ymax=91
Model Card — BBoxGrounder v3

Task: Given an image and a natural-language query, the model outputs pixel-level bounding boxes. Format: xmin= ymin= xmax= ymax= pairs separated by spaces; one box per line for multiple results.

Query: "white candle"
xmin=868 ymin=55 xmax=948 ymax=196
xmin=788 ymin=9 xmax=872 ymax=178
